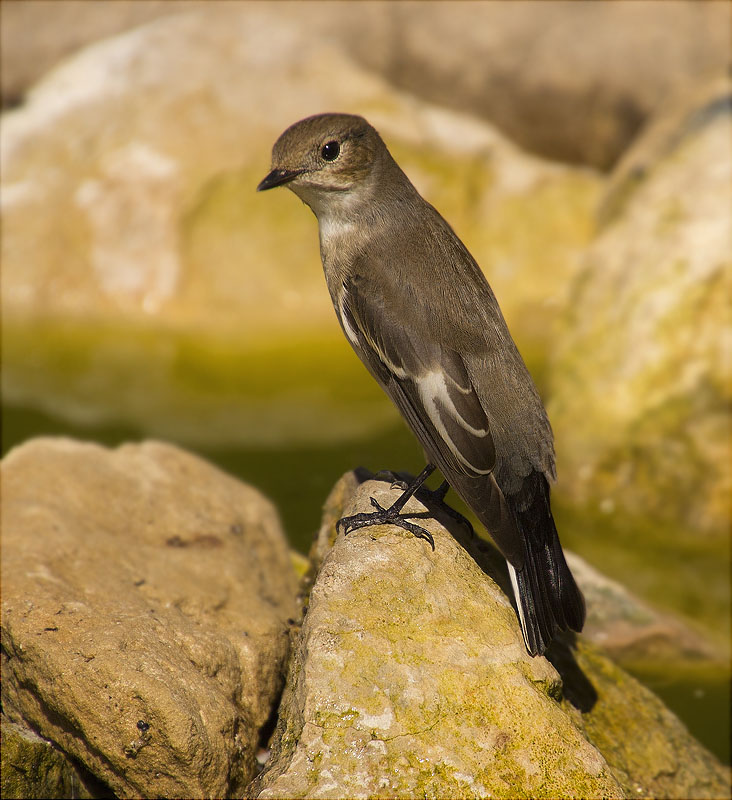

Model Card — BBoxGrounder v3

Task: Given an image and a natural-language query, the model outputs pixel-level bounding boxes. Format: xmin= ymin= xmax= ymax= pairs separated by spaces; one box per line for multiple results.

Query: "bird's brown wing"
xmin=339 ymin=270 xmax=585 ymax=654
xmin=339 ymin=274 xmax=526 ymax=566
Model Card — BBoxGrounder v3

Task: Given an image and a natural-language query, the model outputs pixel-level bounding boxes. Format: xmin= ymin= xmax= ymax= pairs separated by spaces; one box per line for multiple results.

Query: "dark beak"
xmin=257 ymin=168 xmax=305 ymax=192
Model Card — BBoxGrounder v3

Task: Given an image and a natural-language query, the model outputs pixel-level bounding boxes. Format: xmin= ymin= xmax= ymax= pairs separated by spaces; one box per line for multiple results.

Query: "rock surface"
xmin=1 ymin=0 xmax=174 ymax=108
xmin=1 ymin=438 xmax=298 ymax=798
xmin=549 ymin=79 xmax=731 ymax=537
xmin=314 ymin=474 xmax=724 ymax=669
xmin=350 ymin=0 xmax=731 ymax=170
xmin=3 ymin=2 xmax=728 ymax=168
xmin=1 ymin=717 xmax=97 ymax=800
xmin=1 ymin=4 xmax=600 ymax=446
xmin=251 ymin=474 xmax=729 ymax=799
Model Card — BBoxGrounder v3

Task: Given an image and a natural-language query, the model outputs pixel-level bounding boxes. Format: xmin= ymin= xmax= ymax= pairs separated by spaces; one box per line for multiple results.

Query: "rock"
xmin=547 ymin=78 xmax=731 ymax=638
xmin=598 ymin=77 xmax=732 ymax=228
xmin=565 ymin=552 xmax=720 ymax=666
xmin=1 ymin=716 xmax=97 ymax=799
xmin=315 ymin=475 xmax=722 ymax=668
xmin=0 ymin=0 xmax=174 ymax=108
xmin=347 ymin=1 xmax=731 ymax=169
xmin=1 ymin=5 xmax=600 ymax=447
xmin=1 ymin=438 xmax=298 ymax=798
xmin=554 ymin=645 xmax=731 ymax=800
xmin=4 ymin=3 xmax=729 ymax=169
xmin=251 ymin=475 xmax=728 ymax=798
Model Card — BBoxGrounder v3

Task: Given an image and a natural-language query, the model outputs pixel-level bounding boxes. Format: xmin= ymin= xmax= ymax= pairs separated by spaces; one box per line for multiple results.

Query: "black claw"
xmin=373 ymin=470 xmax=409 ymax=491
xmin=334 ymin=466 xmax=472 ymax=552
xmin=369 ymin=496 xmax=386 ymax=512
xmin=335 ymin=464 xmax=439 ymax=550
xmin=402 ymin=521 xmax=435 ymax=551
xmin=336 ymin=501 xmax=436 ymax=550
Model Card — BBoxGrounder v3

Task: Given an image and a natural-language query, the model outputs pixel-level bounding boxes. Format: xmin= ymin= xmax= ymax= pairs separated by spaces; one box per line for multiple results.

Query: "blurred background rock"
xmin=1 ymin=0 xmax=730 ymax=762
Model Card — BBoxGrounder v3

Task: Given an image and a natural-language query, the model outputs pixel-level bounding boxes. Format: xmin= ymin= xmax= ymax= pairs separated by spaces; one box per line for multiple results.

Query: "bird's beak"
xmin=257 ymin=168 xmax=305 ymax=192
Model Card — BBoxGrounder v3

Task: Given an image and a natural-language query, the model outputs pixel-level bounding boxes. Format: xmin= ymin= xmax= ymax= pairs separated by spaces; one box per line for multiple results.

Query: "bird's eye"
xmin=321 ymin=141 xmax=340 ymax=161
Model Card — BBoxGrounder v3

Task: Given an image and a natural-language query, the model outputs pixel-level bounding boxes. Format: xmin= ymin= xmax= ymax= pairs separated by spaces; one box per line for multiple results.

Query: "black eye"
xmin=321 ymin=140 xmax=340 ymax=161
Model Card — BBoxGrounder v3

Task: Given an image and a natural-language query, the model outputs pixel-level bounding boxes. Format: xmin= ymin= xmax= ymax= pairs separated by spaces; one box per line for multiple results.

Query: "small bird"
xmin=258 ymin=113 xmax=585 ymax=656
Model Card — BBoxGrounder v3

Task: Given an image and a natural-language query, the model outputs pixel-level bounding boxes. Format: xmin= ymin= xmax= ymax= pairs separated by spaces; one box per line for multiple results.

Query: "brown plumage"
xmin=258 ymin=113 xmax=585 ymax=656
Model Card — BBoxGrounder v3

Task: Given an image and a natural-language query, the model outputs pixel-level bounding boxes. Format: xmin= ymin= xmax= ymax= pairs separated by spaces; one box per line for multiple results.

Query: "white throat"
xmin=318 ymin=214 xmax=356 ymax=245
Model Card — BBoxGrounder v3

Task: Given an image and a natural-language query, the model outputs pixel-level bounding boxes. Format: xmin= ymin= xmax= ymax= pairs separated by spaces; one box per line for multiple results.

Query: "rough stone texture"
xmin=3 ymin=2 xmax=729 ymax=168
xmin=1 ymin=717 xmax=96 ymax=800
xmin=314 ymin=475 xmax=722 ymax=668
xmin=1 ymin=4 xmax=600 ymax=447
xmin=554 ymin=646 xmax=731 ymax=800
xmin=1 ymin=438 xmax=298 ymax=798
xmin=251 ymin=475 xmax=729 ymax=799
xmin=548 ymin=78 xmax=732 ymax=538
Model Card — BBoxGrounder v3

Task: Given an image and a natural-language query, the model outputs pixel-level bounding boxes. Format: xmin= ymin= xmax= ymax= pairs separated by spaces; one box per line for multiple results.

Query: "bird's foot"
xmin=372 ymin=469 xmax=409 ymax=491
xmin=337 ymin=496 xmax=435 ymax=550
xmin=418 ymin=481 xmax=475 ymax=537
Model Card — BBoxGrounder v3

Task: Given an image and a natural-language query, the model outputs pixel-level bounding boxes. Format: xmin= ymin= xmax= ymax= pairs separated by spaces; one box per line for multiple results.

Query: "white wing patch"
xmin=416 ymin=370 xmax=492 ymax=475
xmin=444 ymin=370 xmax=472 ymax=395
xmin=379 ymin=351 xmax=408 ymax=379
xmin=508 ymin=562 xmax=531 ymax=653
xmin=338 ymin=295 xmax=408 ymax=378
xmin=339 ymin=297 xmax=361 ymax=348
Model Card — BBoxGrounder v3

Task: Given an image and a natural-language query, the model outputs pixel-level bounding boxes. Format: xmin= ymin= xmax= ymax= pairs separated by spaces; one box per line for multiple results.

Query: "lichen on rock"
xmin=251 ymin=473 xmax=730 ymax=799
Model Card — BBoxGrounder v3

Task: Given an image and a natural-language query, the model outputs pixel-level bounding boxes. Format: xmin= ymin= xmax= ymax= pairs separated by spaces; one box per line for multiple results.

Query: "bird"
xmin=257 ymin=112 xmax=585 ymax=656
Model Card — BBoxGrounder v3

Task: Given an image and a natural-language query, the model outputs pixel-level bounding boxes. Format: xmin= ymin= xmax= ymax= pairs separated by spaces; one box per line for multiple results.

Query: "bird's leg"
xmin=337 ymin=464 xmax=437 ymax=549
xmin=419 ymin=480 xmax=475 ymax=537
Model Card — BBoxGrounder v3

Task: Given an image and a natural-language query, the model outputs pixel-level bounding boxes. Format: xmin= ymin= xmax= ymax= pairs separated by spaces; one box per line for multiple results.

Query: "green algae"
xmin=2 ymin=315 xmax=395 ymax=448
xmin=569 ymin=642 xmax=730 ymax=798
xmin=1 ymin=717 xmax=99 ymax=799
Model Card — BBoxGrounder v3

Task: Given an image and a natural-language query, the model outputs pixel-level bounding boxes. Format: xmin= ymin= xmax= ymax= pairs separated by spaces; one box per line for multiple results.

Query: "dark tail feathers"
xmin=505 ymin=471 xmax=585 ymax=656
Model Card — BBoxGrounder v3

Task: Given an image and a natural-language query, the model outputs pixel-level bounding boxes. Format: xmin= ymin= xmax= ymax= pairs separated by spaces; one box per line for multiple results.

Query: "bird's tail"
xmin=505 ymin=472 xmax=585 ymax=656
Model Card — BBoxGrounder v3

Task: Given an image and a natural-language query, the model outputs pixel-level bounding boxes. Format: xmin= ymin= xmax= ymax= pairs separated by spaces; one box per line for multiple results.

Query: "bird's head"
xmin=257 ymin=113 xmax=388 ymax=215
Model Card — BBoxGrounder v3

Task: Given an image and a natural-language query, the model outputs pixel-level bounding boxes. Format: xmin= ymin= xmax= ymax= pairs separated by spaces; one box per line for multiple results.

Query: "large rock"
xmin=1 ymin=438 xmax=298 ymax=798
xmin=547 ymin=79 xmax=731 ymax=641
xmin=1 ymin=5 xmax=600 ymax=447
xmin=349 ymin=1 xmax=730 ymax=170
xmin=251 ymin=475 xmax=729 ymax=799
xmin=0 ymin=0 xmax=174 ymax=108
xmin=3 ymin=2 xmax=728 ymax=169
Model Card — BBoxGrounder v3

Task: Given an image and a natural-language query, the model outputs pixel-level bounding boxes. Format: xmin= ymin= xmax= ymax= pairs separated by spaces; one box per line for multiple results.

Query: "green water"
xmin=627 ymin=661 xmax=730 ymax=766
xmin=2 ymin=403 xmax=730 ymax=764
